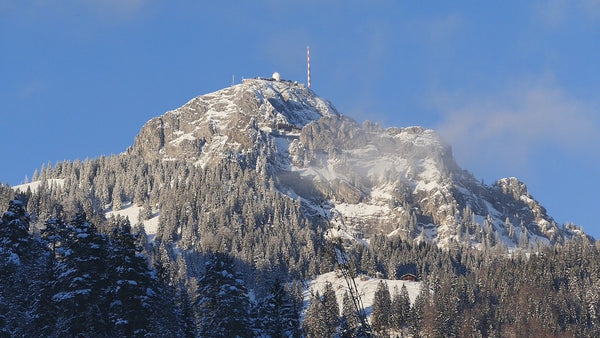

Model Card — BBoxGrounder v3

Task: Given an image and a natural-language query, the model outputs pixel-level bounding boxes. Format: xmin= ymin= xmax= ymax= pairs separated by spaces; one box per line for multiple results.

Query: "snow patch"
xmin=334 ymin=202 xmax=390 ymax=219
xmin=305 ymin=271 xmax=421 ymax=318
xmin=169 ymin=132 xmax=197 ymax=145
xmin=105 ymin=203 xmax=160 ymax=241
xmin=13 ymin=178 xmax=65 ymax=193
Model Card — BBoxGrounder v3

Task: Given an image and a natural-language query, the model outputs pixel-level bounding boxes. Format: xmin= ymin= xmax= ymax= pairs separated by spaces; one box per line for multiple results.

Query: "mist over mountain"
xmin=129 ymin=76 xmax=589 ymax=250
xmin=2 ymin=75 xmax=598 ymax=337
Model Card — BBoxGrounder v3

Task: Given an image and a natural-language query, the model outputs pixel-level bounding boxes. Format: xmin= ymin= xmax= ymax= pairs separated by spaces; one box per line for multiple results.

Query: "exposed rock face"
xmin=133 ymin=79 xmax=338 ymax=164
xmin=130 ymin=78 xmax=589 ymax=249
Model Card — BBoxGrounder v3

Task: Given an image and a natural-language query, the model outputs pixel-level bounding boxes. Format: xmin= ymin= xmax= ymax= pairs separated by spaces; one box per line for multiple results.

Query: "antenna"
xmin=307 ymin=46 xmax=311 ymax=89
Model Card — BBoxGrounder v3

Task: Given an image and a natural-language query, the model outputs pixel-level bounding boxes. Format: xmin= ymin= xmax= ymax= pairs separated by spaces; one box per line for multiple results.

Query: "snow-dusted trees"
xmin=303 ymin=282 xmax=339 ymax=338
xmin=0 ymin=199 xmax=32 ymax=259
xmin=340 ymin=291 xmax=360 ymax=338
xmin=48 ymin=213 xmax=109 ymax=336
xmin=194 ymin=252 xmax=251 ymax=337
xmin=107 ymin=217 xmax=159 ymax=336
xmin=303 ymin=291 xmax=328 ymax=338
xmin=391 ymin=284 xmax=411 ymax=331
xmin=254 ymin=279 xmax=301 ymax=337
xmin=4 ymin=139 xmax=600 ymax=337
xmin=34 ymin=212 xmax=178 ymax=336
xmin=322 ymin=281 xmax=340 ymax=336
xmin=371 ymin=280 xmax=392 ymax=334
xmin=0 ymin=199 xmax=41 ymax=336
xmin=0 ymin=199 xmax=185 ymax=336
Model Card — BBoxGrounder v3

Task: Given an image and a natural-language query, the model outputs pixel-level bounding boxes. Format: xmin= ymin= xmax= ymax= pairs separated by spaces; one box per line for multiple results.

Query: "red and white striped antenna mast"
xmin=307 ymin=46 xmax=311 ymax=89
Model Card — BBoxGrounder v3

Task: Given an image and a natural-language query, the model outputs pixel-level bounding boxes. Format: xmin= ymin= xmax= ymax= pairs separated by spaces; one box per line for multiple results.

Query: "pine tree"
xmin=519 ymin=223 xmax=530 ymax=249
xmin=322 ymin=281 xmax=340 ymax=337
xmin=506 ymin=218 xmax=517 ymax=243
xmin=256 ymin=279 xmax=299 ymax=337
xmin=391 ymin=284 xmax=411 ymax=331
xmin=194 ymin=252 xmax=251 ymax=337
xmin=400 ymin=284 xmax=411 ymax=325
xmin=34 ymin=217 xmax=69 ymax=335
xmin=371 ymin=280 xmax=391 ymax=334
xmin=107 ymin=217 xmax=158 ymax=336
xmin=286 ymin=280 xmax=304 ymax=337
xmin=0 ymin=199 xmax=31 ymax=259
xmin=50 ymin=213 xmax=110 ymax=336
xmin=340 ymin=291 xmax=359 ymax=338
xmin=0 ymin=199 xmax=37 ymax=335
xmin=409 ymin=281 xmax=429 ymax=336
xmin=177 ymin=286 xmax=197 ymax=338
xmin=303 ymin=291 xmax=327 ymax=338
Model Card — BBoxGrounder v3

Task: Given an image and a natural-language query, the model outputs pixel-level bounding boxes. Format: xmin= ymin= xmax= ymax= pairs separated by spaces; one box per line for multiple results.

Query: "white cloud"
xmin=435 ymin=76 xmax=600 ymax=173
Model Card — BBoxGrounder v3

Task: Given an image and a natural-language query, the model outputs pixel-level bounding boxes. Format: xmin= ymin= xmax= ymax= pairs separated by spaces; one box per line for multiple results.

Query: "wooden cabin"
xmin=399 ymin=273 xmax=418 ymax=282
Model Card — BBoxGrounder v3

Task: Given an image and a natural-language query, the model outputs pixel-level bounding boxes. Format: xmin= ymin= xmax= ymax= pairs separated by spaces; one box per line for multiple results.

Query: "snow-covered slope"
xmin=13 ymin=179 xmax=65 ymax=193
xmin=128 ymin=76 xmax=590 ymax=250
xmin=306 ymin=271 xmax=421 ymax=314
xmin=105 ymin=202 xmax=159 ymax=241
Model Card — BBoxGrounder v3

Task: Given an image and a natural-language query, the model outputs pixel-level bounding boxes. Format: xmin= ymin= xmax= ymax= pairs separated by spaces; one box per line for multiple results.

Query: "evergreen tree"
xmin=107 ymin=217 xmax=159 ymax=336
xmin=519 ymin=223 xmax=530 ymax=249
xmin=50 ymin=213 xmax=110 ymax=336
xmin=301 ymin=284 xmax=341 ymax=338
xmin=371 ymin=280 xmax=391 ymax=334
xmin=409 ymin=281 xmax=429 ymax=336
xmin=322 ymin=281 xmax=340 ymax=337
xmin=34 ymin=217 xmax=69 ymax=335
xmin=0 ymin=199 xmax=39 ymax=336
xmin=391 ymin=284 xmax=411 ymax=331
xmin=303 ymin=291 xmax=328 ymax=338
xmin=340 ymin=291 xmax=360 ymax=338
xmin=194 ymin=252 xmax=251 ymax=337
xmin=256 ymin=279 xmax=299 ymax=337
xmin=0 ymin=199 xmax=32 ymax=259
xmin=177 ymin=287 xmax=197 ymax=338
xmin=286 ymin=280 xmax=304 ymax=337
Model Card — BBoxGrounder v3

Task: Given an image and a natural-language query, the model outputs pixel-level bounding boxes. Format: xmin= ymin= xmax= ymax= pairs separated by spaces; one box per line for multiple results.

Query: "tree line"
xmin=1 ymin=146 xmax=599 ymax=336
xmin=0 ymin=197 xmax=304 ymax=337
xmin=2 ymin=194 xmax=600 ymax=336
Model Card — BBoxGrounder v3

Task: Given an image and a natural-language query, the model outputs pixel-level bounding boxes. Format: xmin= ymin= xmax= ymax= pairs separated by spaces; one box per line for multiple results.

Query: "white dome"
xmin=272 ymin=72 xmax=281 ymax=81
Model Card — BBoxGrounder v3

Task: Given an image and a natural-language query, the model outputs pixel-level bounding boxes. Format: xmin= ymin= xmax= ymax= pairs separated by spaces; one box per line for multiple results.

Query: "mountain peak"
xmin=132 ymin=77 xmax=338 ymax=163
xmin=128 ymin=79 xmax=590 ymax=249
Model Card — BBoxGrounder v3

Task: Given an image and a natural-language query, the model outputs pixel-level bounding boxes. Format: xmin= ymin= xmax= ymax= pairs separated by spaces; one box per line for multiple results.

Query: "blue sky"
xmin=2 ymin=1 xmax=599 ymax=237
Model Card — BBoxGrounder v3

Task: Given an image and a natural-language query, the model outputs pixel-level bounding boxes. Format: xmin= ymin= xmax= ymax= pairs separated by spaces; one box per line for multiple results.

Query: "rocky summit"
xmin=5 ymin=75 xmax=598 ymax=337
xmin=130 ymin=76 xmax=588 ymax=249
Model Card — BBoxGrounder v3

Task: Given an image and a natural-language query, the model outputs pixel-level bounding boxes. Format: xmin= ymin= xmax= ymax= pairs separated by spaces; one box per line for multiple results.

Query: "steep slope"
xmin=133 ymin=78 xmax=338 ymax=164
xmin=127 ymin=76 xmax=588 ymax=249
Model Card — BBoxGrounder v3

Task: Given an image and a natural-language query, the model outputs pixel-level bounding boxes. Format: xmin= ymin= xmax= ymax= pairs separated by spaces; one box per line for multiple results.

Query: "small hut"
xmin=399 ymin=273 xmax=418 ymax=282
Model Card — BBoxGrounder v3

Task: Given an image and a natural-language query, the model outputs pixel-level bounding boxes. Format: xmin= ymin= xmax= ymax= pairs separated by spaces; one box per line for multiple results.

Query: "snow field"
xmin=13 ymin=178 xmax=65 ymax=193
xmin=105 ymin=202 xmax=159 ymax=238
xmin=305 ymin=271 xmax=421 ymax=317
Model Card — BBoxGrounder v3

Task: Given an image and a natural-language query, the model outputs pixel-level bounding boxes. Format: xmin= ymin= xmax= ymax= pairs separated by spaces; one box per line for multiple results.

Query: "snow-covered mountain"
xmin=128 ymin=76 xmax=589 ymax=250
xmin=7 ymin=75 xmax=600 ymax=338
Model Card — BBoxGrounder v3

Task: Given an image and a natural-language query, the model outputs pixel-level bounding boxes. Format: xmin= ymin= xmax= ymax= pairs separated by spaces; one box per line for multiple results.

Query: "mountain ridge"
xmin=126 ymin=77 xmax=590 ymax=249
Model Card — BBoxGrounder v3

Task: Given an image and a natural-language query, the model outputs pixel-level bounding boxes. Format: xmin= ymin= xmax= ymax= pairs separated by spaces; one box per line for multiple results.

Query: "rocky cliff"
xmin=130 ymin=77 xmax=588 ymax=249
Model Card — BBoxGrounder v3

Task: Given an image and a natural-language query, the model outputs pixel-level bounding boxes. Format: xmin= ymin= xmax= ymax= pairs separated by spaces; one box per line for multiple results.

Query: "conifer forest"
xmin=1 ymin=154 xmax=599 ymax=337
